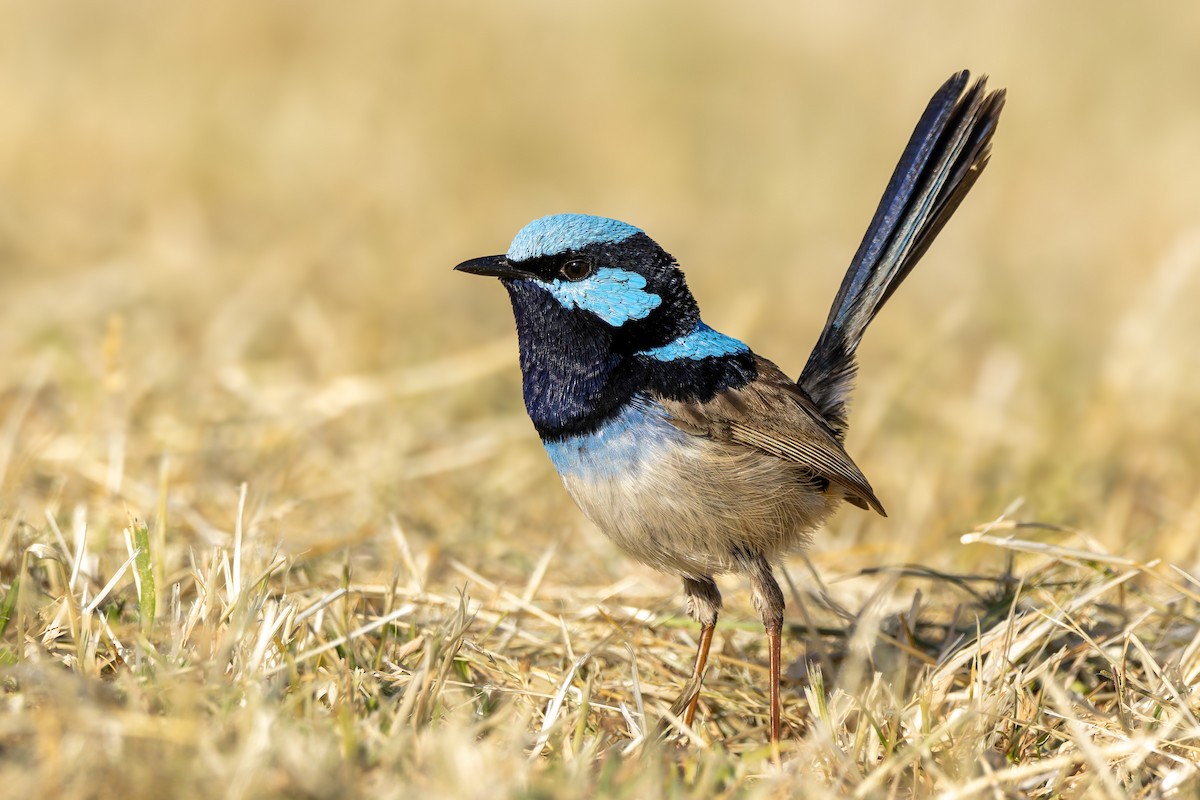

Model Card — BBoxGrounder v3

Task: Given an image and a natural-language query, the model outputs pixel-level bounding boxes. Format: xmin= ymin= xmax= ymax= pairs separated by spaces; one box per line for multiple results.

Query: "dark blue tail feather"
xmin=799 ymin=71 xmax=1005 ymax=435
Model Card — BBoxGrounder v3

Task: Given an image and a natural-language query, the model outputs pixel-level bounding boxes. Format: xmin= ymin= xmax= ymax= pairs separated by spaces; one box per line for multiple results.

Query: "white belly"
xmin=543 ymin=397 xmax=839 ymax=577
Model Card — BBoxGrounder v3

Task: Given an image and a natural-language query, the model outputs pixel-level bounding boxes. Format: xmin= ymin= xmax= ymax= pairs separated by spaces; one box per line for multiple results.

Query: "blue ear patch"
xmin=544 ymin=268 xmax=662 ymax=326
xmin=636 ymin=321 xmax=749 ymax=361
xmin=507 ymin=214 xmax=642 ymax=262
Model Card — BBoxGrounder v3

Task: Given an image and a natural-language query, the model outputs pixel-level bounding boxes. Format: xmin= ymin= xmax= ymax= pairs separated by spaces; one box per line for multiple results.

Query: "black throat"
xmin=504 ymin=280 xmax=757 ymax=440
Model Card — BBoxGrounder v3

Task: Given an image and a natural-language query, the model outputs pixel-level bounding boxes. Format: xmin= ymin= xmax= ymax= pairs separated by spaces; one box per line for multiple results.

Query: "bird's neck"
xmin=506 ymin=282 xmax=635 ymax=439
xmin=505 ymin=282 xmax=758 ymax=440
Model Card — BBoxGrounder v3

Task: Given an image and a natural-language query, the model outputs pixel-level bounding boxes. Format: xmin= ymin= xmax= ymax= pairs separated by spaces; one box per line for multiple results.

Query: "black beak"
xmin=454 ymin=255 xmax=531 ymax=280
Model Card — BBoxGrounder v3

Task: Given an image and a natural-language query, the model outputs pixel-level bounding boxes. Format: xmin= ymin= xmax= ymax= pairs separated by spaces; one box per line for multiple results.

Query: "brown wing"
xmin=656 ymin=355 xmax=886 ymax=516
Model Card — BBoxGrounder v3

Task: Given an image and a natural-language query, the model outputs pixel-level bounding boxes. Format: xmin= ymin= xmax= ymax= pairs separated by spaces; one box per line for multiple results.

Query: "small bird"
xmin=456 ymin=71 xmax=1004 ymax=743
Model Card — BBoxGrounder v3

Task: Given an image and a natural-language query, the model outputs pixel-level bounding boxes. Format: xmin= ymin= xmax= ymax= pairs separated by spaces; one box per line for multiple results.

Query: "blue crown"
xmin=507 ymin=214 xmax=642 ymax=262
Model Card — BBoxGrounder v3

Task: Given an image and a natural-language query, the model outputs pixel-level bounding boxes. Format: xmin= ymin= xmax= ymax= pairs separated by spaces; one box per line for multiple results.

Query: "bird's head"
xmin=455 ymin=214 xmax=700 ymax=353
xmin=456 ymin=213 xmax=756 ymax=437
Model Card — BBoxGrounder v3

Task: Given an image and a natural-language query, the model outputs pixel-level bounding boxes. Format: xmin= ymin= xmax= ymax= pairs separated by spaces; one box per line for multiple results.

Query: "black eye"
xmin=560 ymin=258 xmax=594 ymax=281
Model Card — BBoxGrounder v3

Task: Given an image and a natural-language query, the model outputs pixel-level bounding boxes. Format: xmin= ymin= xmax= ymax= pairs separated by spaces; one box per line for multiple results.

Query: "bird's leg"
xmin=673 ymin=576 xmax=721 ymax=729
xmin=746 ymin=554 xmax=786 ymax=744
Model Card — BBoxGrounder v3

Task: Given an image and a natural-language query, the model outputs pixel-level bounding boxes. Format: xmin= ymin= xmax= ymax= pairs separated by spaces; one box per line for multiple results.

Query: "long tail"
xmin=798 ymin=71 xmax=1005 ymax=436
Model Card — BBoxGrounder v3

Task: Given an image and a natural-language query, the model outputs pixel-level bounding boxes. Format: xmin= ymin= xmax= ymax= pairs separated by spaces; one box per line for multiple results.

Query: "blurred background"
xmin=2 ymin=0 xmax=1199 ymax=595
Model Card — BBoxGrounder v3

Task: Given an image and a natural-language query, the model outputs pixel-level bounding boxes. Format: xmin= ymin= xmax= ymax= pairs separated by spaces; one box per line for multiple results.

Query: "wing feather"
xmin=656 ymin=356 xmax=886 ymax=516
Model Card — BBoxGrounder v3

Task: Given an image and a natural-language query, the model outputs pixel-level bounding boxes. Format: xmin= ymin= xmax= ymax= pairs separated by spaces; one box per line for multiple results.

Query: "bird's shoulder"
xmin=652 ymin=355 xmax=885 ymax=515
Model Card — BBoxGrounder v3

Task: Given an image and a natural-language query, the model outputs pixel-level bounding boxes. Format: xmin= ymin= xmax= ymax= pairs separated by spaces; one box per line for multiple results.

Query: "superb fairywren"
xmin=456 ymin=71 xmax=1004 ymax=743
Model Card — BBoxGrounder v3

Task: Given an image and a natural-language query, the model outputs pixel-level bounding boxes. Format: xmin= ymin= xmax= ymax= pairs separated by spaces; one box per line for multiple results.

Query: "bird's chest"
xmin=541 ymin=396 xmax=687 ymax=484
xmin=541 ymin=397 xmax=722 ymax=575
xmin=542 ymin=398 xmax=695 ymax=549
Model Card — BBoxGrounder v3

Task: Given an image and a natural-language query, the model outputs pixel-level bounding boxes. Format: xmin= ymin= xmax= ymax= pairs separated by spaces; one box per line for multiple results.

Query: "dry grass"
xmin=3 ymin=2 xmax=1200 ymax=797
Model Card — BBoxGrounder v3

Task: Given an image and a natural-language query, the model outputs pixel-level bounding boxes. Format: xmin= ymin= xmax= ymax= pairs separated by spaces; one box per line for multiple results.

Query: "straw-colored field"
xmin=3 ymin=3 xmax=1200 ymax=797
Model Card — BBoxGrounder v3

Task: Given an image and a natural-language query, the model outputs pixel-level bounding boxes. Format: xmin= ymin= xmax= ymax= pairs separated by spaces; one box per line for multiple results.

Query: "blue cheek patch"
xmin=636 ymin=321 xmax=749 ymax=361
xmin=541 ymin=268 xmax=662 ymax=327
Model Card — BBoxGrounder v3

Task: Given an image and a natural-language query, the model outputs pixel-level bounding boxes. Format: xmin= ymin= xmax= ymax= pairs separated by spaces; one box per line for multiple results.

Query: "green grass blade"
xmin=130 ymin=521 xmax=156 ymax=630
